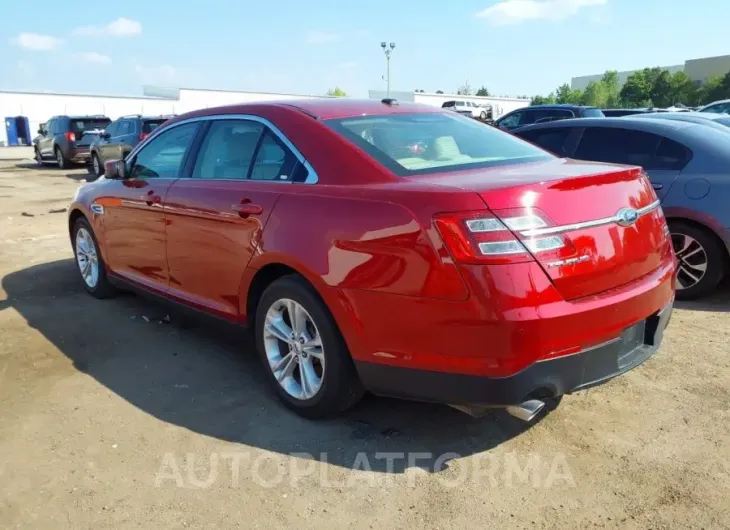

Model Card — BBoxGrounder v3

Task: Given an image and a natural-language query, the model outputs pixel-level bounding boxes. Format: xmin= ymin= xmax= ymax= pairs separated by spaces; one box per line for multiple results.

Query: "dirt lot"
xmin=0 ymin=159 xmax=729 ymax=529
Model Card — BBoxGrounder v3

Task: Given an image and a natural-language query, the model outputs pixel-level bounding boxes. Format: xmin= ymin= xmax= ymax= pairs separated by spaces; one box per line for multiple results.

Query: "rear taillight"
xmin=139 ymin=132 xmax=149 ymax=141
xmin=65 ymin=131 xmax=76 ymax=142
xmin=434 ymin=208 xmax=574 ymax=264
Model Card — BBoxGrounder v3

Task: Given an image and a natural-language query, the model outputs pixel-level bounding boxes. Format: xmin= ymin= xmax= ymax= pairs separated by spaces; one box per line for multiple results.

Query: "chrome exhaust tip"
xmin=505 ymin=399 xmax=546 ymax=422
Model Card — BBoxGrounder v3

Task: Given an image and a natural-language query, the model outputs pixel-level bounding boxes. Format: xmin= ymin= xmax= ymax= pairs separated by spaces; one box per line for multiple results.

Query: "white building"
xmin=368 ymin=90 xmax=530 ymax=117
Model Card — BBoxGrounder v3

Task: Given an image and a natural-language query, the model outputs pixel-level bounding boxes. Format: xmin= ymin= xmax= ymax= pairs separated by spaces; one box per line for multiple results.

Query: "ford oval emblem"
xmin=616 ymin=207 xmax=639 ymax=227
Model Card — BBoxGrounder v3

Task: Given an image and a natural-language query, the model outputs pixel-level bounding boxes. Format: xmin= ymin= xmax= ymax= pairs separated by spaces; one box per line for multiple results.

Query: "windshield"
xmin=325 ymin=113 xmax=552 ymax=176
xmin=70 ymin=119 xmax=111 ymax=136
xmin=581 ymin=108 xmax=605 ymax=117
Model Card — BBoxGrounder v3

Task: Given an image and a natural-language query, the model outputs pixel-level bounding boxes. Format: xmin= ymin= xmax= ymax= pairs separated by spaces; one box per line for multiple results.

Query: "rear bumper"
xmin=70 ymin=147 xmax=91 ymax=162
xmin=356 ymin=300 xmax=673 ymax=406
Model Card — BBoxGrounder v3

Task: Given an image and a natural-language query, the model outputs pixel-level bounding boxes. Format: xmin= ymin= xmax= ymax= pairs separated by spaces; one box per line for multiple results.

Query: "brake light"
xmin=65 ymin=131 xmax=76 ymax=142
xmin=434 ymin=208 xmax=574 ymax=264
xmin=139 ymin=132 xmax=149 ymax=141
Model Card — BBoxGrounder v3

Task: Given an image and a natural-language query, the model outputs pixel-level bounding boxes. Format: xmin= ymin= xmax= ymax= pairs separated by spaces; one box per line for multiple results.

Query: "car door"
xmin=514 ymin=126 xmax=579 ymax=158
xmin=96 ymin=121 xmax=118 ymax=164
xmin=572 ymin=127 xmax=689 ymax=199
xmin=99 ymin=121 xmax=201 ymax=292
xmin=39 ymin=118 xmax=55 ymax=157
xmin=164 ymin=117 xmax=304 ymax=321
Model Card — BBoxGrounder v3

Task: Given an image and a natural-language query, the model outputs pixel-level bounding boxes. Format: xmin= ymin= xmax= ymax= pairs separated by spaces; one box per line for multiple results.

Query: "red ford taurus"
xmin=67 ymin=99 xmax=676 ymax=420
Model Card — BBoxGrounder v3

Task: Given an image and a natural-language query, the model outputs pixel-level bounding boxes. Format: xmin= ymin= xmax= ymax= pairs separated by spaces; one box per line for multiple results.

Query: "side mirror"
xmin=100 ymin=131 xmax=111 ymax=140
xmin=38 ymin=128 xmax=46 ymax=135
xmin=104 ymin=159 xmax=126 ymax=179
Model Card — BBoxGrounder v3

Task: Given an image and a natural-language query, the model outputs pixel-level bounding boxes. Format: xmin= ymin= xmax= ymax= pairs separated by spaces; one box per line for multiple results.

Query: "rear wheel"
xmin=255 ymin=276 xmax=363 ymax=418
xmin=55 ymin=147 xmax=69 ymax=170
xmin=669 ymin=221 xmax=726 ymax=300
xmin=480 ymin=111 xmax=487 ymax=120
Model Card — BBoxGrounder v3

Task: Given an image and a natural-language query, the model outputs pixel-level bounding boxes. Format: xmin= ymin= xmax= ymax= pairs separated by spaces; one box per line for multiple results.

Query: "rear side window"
xmin=143 ymin=120 xmax=166 ymax=133
xmin=249 ymin=132 xmax=299 ymax=181
xmin=581 ymin=108 xmax=605 ymax=117
xmin=326 ymin=112 xmax=552 ymax=176
xmin=574 ymin=128 xmax=691 ymax=170
xmin=516 ymin=128 xmax=573 ymax=157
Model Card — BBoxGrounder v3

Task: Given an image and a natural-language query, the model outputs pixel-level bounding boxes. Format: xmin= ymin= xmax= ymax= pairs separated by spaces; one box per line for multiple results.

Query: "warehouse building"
xmin=571 ymin=54 xmax=730 ymax=91
xmin=1 ymin=85 xmax=531 ymax=146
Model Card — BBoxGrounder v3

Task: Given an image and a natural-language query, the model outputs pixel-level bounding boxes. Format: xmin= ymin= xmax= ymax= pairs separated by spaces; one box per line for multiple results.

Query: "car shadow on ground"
xmin=9 ymin=162 xmax=89 ymax=182
xmin=675 ymin=278 xmax=730 ymax=313
xmin=1 ymin=259 xmax=544 ymax=474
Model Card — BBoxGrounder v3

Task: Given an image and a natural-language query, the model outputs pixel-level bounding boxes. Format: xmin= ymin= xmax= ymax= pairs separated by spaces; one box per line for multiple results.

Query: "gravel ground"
xmin=1 ymin=160 xmax=729 ymax=530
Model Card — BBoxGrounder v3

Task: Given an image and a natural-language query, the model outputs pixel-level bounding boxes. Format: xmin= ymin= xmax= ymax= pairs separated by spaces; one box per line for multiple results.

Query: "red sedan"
xmin=67 ymin=99 xmax=676 ymax=421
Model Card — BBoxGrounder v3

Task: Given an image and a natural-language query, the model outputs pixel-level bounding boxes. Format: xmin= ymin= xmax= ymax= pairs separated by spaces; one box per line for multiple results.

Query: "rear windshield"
xmin=325 ymin=113 xmax=552 ymax=176
xmin=581 ymin=108 xmax=605 ymax=117
xmin=143 ymin=119 xmax=166 ymax=133
xmin=70 ymin=119 xmax=111 ymax=135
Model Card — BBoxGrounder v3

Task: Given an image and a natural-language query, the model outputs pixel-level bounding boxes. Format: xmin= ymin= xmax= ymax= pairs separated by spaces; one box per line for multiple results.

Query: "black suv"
xmin=34 ymin=115 xmax=111 ymax=169
xmin=88 ymin=114 xmax=173 ymax=178
xmin=495 ymin=104 xmax=604 ymax=131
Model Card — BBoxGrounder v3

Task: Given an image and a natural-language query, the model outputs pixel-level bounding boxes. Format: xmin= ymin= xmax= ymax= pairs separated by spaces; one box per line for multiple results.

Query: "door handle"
xmin=652 ymin=183 xmax=663 ymax=190
xmin=142 ymin=191 xmax=162 ymax=206
xmin=232 ymin=200 xmax=263 ymax=217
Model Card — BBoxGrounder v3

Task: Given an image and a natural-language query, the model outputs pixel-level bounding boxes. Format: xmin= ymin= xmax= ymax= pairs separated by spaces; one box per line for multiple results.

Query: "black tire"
xmin=480 ymin=111 xmax=487 ymax=120
xmin=72 ymin=218 xmax=117 ymax=299
xmin=55 ymin=146 xmax=69 ymax=170
xmin=88 ymin=153 xmax=103 ymax=181
xmin=254 ymin=275 xmax=364 ymax=418
xmin=34 ymin=147 xmax=43 ymax=165
xmin=669 ymin=221 xmax=727 ymax=300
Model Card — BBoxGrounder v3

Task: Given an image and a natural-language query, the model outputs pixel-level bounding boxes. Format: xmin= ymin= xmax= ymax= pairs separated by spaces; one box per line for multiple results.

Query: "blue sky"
xmin=2 ymin=0 xmax=729 ymax=98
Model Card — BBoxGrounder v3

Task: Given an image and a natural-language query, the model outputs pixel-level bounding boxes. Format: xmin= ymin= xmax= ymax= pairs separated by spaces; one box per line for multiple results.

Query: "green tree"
xmin=436 ymin=90 xmax=444 ymax=94
xmin=326 ymin=87 xmax=347 ymax=97
xmin=620 ymin=71 xmax=652 ymax=107
xmin=697 ymin=75 xmax=723 ymax=105
xmin=555 ymin=83 xmax=582 ymax=104
xmin=415 ymin=89 xmax=425 ymax=93
xmin=670 ymin=71 xmax=697 ymax=106
xmin=581 ymin=81 xmax=608 ymax=107
xmin=651 ymin=70 xmax=674 ymax=108
xmin=531 ymin=93 xmax=556 ymax=105
xmin=476 ymin=86 xmax=490 ymax=97
xmin=601 ymin=71 xmax=621 ymax=108
xmin=457 ymin=82 xmax=472 ymax=95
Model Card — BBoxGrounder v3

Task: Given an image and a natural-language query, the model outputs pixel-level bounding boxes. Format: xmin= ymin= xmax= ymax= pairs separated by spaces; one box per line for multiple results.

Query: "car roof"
xmin=514 ymin=116 xmax=697 ymax=133
xmin=527 ymin=104 xmax=596 ymax=109
xmin=177 ymin=99 xmax=443 ymax=121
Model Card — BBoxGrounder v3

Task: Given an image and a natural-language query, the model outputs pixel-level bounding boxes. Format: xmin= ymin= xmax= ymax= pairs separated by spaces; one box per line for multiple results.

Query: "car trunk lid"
xmin=423 ymin=158 xmax=671 ymax=300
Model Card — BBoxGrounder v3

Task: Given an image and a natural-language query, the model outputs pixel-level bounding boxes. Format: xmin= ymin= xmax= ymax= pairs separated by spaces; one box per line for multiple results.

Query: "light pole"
xmin=381 ymin=41 xmax=395 ymax=98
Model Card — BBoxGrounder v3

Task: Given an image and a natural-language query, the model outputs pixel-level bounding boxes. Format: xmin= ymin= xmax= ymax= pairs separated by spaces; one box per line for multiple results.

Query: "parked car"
xmin=698 ymin=99 xmax=730 ymax=114
xmin=513 ymin=117 xmax=730 ymax=299
xmin=34 ymin=115 xmax=111 ymax=169
xmin=441 ymin=100 xmax=491 ymax=120
xmin=626 ymin=111 xmax=730 ymax=131
xmin=88 ymin=114 xmax=173 ymax=179
xmin=602 ymin=109 xmax=662 ymax=117
xmin=494 ymin=104 xmax=604 ymax=131
xmin=68 ymin=99 xmax=675 ymax=420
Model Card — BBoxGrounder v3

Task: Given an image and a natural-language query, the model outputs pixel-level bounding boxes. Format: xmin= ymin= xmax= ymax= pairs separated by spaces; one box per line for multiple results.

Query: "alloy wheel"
xmin=263 ymin=298 xmax=325 ymax=401
xmin=75 ymin=227 xmax=100 ymax=288
xmin=93 ymin=155 xmax=101 ymax=176
xmin=672 ymin=232 xmax=708 ymax=291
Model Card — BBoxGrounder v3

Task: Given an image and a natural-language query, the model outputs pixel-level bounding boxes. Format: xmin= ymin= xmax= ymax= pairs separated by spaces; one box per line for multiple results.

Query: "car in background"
xmin=513 ymin=117 xmax=730 ymax=300
xmin=35 ymin=115 xmax=111 ymax=169
xmin=494 ymin=104 xmax=604 ymax=131
xmin=698 ymin=99 xmax=730 ymax=114
xmin=67 ymin=99 xmax=674 ymax=420
xmin=88 ymin=114 xmax=173 ymax=179
xmin=602 ymin=108 xmax=667 ymax=117
xmin=441 ymin=100 xmax=491 ymax=120
xmin=626 ymin=111 xmax=730 ymax=131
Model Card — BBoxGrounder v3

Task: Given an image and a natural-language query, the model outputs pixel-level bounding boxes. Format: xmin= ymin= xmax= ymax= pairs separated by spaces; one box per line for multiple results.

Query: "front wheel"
xmin=255 ymin=276 xmax=364 ymax=418
xmin=670 ymin=221 xmax=727 ymax=300
xmin=88 ymin=153 xmax=103 ymax=181
xmin=35 ymin=147 xmax=43 ymax=165
xmin=72 ymin=218 xmax=117 ymax=298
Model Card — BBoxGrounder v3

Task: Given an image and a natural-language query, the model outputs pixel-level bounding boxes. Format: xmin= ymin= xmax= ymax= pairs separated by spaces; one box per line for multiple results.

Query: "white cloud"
xmin=72 ymin=17 xmax=142 ymax=37
xmin=339 ymin=61 xmax=357 ymax=70
xmin=78 ymin=52 xmax=112 ymax=65
xmin=476 ymin=0 xmax=607 ymax=24
xmin=306 ymin=30 xmax=340 ymax=44
xmin=10 ymin=33 xmax=62 ymax=51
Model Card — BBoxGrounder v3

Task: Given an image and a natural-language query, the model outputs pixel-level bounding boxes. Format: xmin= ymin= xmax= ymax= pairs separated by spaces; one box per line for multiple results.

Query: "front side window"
xmin=497 ymin=111 xmax=524 ymax=128
xmin=104 ymin=121 xmax=119 ymax=138
xmin=702 ymin=102 xmax=730 ymax=114
xmin=516 ymin=127 xmax=574 ymax=157
xmin=128 ymin=122 xmax=199 ymax=179
xmin=326 ymin=112 xmax=552 ymax=176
